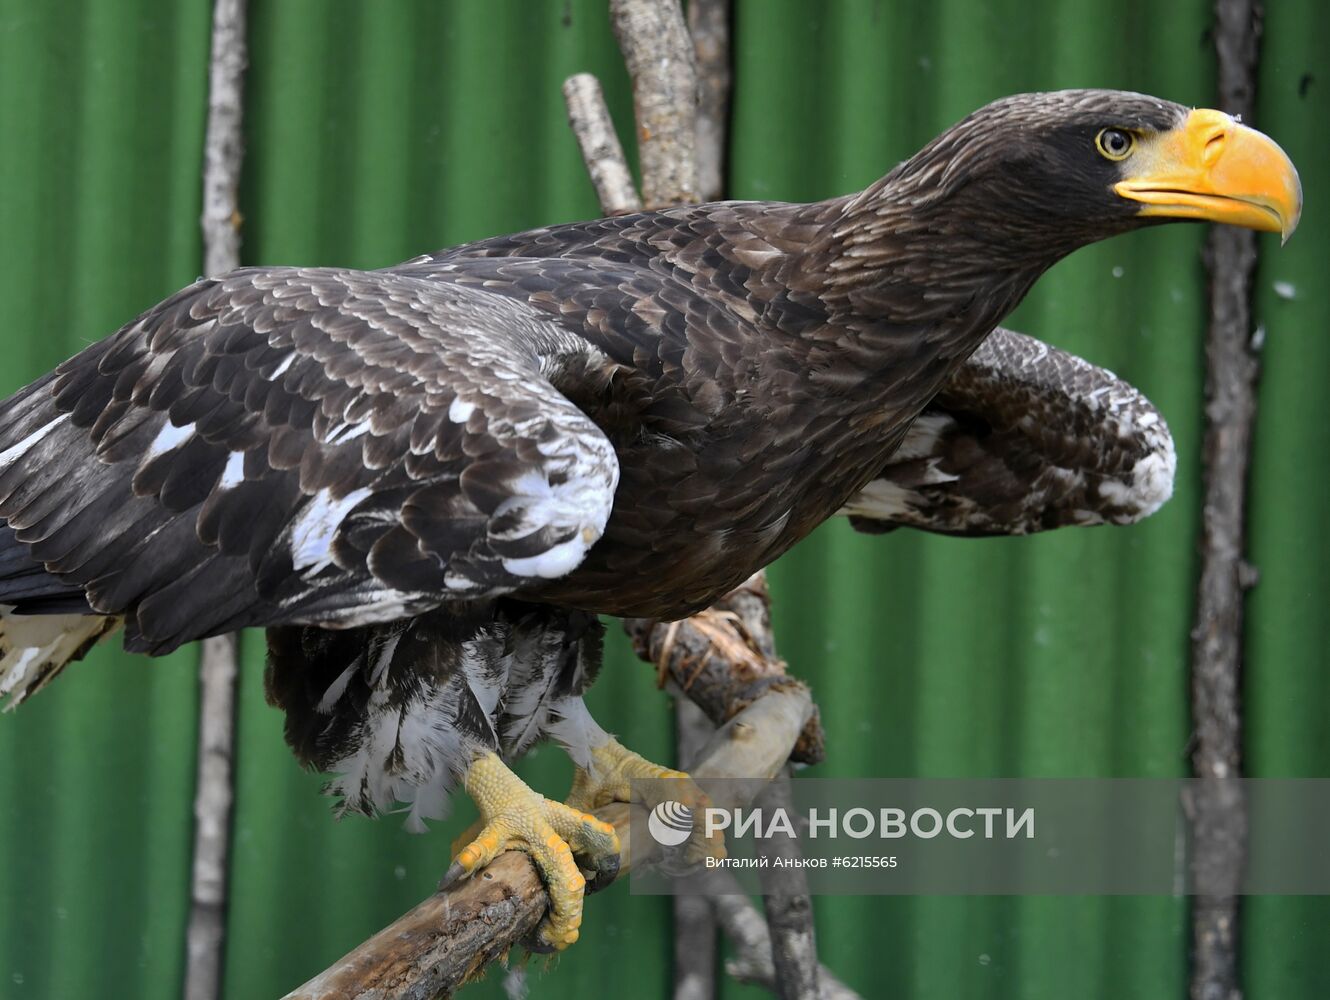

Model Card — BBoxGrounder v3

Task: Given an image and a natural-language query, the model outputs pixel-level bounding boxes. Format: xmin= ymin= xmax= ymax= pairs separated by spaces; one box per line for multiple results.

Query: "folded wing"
xmin=0 ymin=267 xmax=620 ymax=654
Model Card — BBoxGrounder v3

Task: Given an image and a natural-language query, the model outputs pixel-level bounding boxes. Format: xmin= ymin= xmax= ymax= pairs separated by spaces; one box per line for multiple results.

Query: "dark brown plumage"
xmin=843 ymin=326 xmax=1176 ymax=537
xmin=0 ymin=90 xmax=1298 ymax=844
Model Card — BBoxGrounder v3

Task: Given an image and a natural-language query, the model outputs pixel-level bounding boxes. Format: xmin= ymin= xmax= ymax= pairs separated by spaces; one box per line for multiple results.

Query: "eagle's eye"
xmin=1096 ymin=128 xmax=1135 ymax=161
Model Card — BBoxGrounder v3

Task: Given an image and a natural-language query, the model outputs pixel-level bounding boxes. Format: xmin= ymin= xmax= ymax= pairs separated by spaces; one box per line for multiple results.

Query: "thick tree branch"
xmin=1190 ymin=1 xmax=1261 ymax=998
xmin=687 ymin=0 xmax=731 ymax=201
xmin=674 ymin=699 xmax=718 ymax=1000
xmin=626 ymin=573 xmax=826 ymax=766
xmin=562 ymin=73 xmax=643 ymax=216
xmin=564 ymin=23 xmax=829 ymax=995
xmin=674 ymin=0 xmax=733 ymax=900
xmin=710 ymin=876 xmax=861 ymax=1000
xmin=627 ymin=571 xmax=831 ymax=1000
xmin=609 ymin=0 xmax=700 ymax=208
xmin=199 ymin=0 xmax=247 ymax=280
xmin=753 ymin=770 xmax=821 ymax=1000
xmin=186 ymin=3 xmax=247 ymax=999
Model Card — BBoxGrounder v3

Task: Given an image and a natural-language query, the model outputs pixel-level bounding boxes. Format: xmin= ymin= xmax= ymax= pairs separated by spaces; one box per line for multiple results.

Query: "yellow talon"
xmin=441 ymin=751 xmax=620 ymax=951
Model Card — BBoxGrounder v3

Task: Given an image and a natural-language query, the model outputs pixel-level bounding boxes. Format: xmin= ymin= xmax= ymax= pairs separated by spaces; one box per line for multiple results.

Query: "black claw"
xmin=582 ymin=850 xmax=621 ymax=894
xmin=437 ymin=860 xmax=467 ymax=892
xmin=524 ymin=930 xmax=559 ymax=955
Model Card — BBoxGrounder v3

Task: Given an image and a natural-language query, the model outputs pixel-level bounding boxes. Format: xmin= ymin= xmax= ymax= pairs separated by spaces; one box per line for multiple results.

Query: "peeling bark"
xmin=626 ymin=573 xmax=826 ymax=766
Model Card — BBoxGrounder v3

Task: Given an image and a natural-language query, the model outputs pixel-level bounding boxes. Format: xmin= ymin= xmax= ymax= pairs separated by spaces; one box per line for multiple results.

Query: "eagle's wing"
xmin=841 ymin=327 xmax=1176 ymax=536
xmin=0 ymin=266 xmax=620 ymax=654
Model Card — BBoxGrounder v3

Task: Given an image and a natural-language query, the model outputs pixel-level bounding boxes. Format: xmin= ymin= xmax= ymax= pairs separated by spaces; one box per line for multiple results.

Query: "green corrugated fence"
xmin=0 ymin=1 xmax=1324 ymax=997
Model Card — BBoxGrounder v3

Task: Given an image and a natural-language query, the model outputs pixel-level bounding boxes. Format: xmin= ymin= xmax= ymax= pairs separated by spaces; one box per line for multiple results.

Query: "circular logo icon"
xmin=647 ymin=800 xmax=694 ymax=847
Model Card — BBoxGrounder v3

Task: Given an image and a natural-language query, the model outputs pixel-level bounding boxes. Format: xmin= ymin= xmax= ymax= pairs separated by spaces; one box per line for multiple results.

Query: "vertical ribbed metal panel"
xmin=0 ymin=2 xmax=1324 ymax=999
xmin=1245 ymin=3 xmax=1330 ymax=997
xmin=0 ymin=2 xmax=210 ymax=998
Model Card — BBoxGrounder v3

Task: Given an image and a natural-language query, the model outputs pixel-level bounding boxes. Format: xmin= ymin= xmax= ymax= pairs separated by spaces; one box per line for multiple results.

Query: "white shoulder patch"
xmin=448 ymin=397 xmax=477 ymax=423
xmin=893 ymin=413 xmax=955 ymax=461
xmin=219 ymin=451 xmax=245 ymax=489
xmin=290 ymin=487 xmax=373 ymax=574
xmin=0 ymin=413 xmax=70 ymax=472
xmin=268 ymin=353 xmax=296 ymax=380
xmin=146 ymin=419 xmax=195 ymax=460
xmin=492 ymin=461 xmax=616 ymax=581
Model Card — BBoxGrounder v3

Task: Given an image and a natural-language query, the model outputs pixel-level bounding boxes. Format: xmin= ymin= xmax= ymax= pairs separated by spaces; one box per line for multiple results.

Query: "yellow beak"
xmin=1114 ymin=108 xmax=1302 ymax=243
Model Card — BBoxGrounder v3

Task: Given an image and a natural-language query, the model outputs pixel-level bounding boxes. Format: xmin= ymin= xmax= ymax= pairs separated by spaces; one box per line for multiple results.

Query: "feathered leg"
xmin=442 ymin=750 xmax=618 ymax=951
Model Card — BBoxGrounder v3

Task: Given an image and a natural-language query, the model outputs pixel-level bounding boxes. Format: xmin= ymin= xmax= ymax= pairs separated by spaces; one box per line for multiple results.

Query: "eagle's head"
xmin=871 ymin=89 xmax=1302 ymax=262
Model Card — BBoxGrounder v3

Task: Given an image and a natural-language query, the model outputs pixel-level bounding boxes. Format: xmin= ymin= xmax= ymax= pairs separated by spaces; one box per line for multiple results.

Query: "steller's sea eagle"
xmin=0 ymin=91 xmax=1299 ymax=948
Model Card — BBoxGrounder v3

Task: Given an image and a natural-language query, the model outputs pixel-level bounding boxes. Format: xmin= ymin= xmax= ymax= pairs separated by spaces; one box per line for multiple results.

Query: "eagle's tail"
xmin=0 ymin=519 xmax=118 ymax=708
xmin=0 ymin=609 xmax=120 ymax=709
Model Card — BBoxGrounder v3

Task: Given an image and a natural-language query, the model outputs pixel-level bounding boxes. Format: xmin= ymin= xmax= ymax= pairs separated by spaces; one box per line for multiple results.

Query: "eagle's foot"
xmin=567 ymin=738 xmax=724 ymax=865
xmin=442 ymin=751 xmax=619 ymax=952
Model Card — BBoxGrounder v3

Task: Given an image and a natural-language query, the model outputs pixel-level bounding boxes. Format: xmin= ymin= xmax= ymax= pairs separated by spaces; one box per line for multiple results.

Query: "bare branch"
xmin=629 ymin=572 xmax=832 ymax=998
xmin=674 ymin=699 xmax=717 ymax=1000
xmin=284 ymin=849 xmax=546 ymax=1000
xmin=609 ymin=0 xmax=700 ymax=208
xmin=199 ymin=0 xmax=248 ymax=280
xmin=186 ymin=634 xmax=241 ymax=1000
xmin=627 ymin=573 xmax=826 ymax=766
xmin=186 ymin=3 xmax=247 ymax=998
xmin=562 ymin=73 xmax=644 ymax=215
xmin=687 ymin=0 xmax=731 ymax=201
xmin=754 ymin=770 xmax=821 ymax=1000
xmin=1190 ymin=1 xmax=1262 ymax=998
xmin=710 ymin=879 xmax=861 ymax=1000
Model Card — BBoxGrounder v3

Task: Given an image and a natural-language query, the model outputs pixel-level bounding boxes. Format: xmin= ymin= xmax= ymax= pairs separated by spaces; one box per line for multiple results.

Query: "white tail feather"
xmin=0 ymin=609 xmax=120 ymax=708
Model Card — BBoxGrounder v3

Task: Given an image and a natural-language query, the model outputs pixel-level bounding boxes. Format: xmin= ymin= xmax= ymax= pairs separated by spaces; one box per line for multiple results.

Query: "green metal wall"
xmin=0 ymin=1 xmax=1323 ymax=997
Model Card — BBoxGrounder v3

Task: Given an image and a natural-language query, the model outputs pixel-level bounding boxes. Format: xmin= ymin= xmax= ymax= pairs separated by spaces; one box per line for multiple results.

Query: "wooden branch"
xmin=710 ymin=878 xmax=861 ymax=1000
xmin=609 ymin=0 xmax=700 ymax=208
xmin=562 ymin=73 xmax=643 ymax=216
xmin=1190 ymin=1 xmax=1261 ymax=998
xmin=753 ymin=769 xmax=821 ymax=1000
xmin=186 ymin=4 xmax=247 ymax=999
xmin=186 ymin=634 xmax=241 ymax=1000
xmin=626 ymin=573 xmax=826 ymax=766
xmin=628 ymin=571 xmax=831 ymax=1000
xmin=673 ymin=699 xmax=718 ymax=1000
xmin=687 ymin=0 xmax=731 ymax=201
xmin=199 ymin=0 xmax=248 ymax=280
xmin=282 ymin=682 xmax=814 ymax=1000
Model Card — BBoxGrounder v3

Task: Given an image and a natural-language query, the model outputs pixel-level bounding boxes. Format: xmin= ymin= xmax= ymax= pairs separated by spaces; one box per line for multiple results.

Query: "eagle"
xmin=0 ymin=91 xmax=1299 ymax=949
